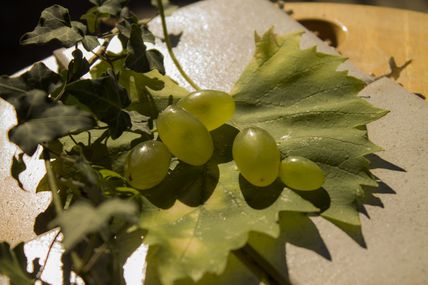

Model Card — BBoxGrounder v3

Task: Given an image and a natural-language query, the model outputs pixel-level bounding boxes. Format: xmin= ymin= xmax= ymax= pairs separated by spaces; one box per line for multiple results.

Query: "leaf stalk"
xmin=156 ymin=0 xmax=201 ymax=90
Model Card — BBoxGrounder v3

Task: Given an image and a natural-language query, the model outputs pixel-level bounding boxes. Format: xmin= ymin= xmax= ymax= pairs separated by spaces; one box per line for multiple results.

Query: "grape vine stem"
xmin=43 ymin=149 xmax=63 ymax=214
xmin=156 ymin=0 xmax=201 ymax=91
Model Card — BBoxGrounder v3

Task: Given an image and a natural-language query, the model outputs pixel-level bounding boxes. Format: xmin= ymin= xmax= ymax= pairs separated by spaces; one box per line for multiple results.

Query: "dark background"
xmin=1 ymin=0 xmax=427 ymax=75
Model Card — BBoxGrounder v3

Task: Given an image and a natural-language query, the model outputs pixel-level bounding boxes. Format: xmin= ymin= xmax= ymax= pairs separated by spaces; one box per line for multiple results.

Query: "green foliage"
xmin=2 ymin=89 xmax=95 ymax=155
xmin=136 ymin=30 xmax=387 ymax=284
xmin=0 ymin=62 xmax=62 ymax=100
xmin=64 ymin=73 xmax=131 ymax=139
xmin=232 ymin=29 xmax=387 ymax=225
xmin=140 ymin=161 xmax=317 ymax=285
xmin=20 ymin=5 xmax=86 ymax=47
xmin=125 ymin=24 xmax=165 ymax=74
xmin=2 ymin=0 xmax=391 ymax=283
xmin=0 ymin=242 xmax=34 ymax=285
xmin=51 ymin=199 xmax=138 ymax=250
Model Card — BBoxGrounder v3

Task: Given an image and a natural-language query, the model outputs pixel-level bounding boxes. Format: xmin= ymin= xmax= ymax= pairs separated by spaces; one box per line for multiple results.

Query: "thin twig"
xmin=156 ymin=0 xmax=201 ymax=90
xmin=36 ymin=230 xmax=62 ymax=280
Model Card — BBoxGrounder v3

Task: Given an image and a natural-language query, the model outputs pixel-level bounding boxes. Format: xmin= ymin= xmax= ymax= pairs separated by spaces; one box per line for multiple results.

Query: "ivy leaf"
xmin=0 ymin=242 xmax=34 ymax=285
xmin=0 ymin=62 xmax=62 ymax=102
xmin=231 ymin=30 xmax=387 ymax=225
xmin=20 ymin=5 xmax=85 ymax=47
xmin=67 ymin=49 xmax=90 ymax=82
xmin=5 ymin=90 xmax=96 ymax=155
xmin=51 ymin=199 xmax=138 ymax=250
xmin=65 ymin=73 xmax=131 ymax=139
xmin=81 ymin=35 xmax=100 ymax=51
xmin=125 ymin=24 xmax=166 ymax=74
xmin=97 ymin=0 xmax=127 ymax=16
xmin=125 ymin=24 xmax=150 ymax=73
xmin=91 ymin=58 xmax=187 ymax=117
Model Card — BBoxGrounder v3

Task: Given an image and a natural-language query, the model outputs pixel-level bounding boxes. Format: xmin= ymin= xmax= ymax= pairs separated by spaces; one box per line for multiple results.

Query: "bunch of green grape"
xmin=125 ymin=89 xmax=325 ymax=192
xmin=124 ymin=90 xmax=235 ymax=189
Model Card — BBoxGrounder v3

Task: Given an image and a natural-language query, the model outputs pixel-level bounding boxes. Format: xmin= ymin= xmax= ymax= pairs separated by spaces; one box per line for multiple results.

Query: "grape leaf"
xmin=51 ymin=199 xmax=138 ymax=250
xmin=20 ymin=5 xmax=86 ymax=47
xmin=140 ymin=160 xmax=318 ymax=285
xmin=137 ymin=30 xmax=387 ymax=284
xmin=231 ymin=30 xmax=387 ymax=225
xmin=0 ymin=242 xmax=34 ymax=285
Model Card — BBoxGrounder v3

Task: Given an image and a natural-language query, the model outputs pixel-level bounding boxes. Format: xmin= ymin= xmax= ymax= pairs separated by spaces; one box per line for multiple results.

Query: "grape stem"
xmin=156 ymin=0 xmax=201 ymax=91
xmin=233 ymin=244 xmax=292 ymax=285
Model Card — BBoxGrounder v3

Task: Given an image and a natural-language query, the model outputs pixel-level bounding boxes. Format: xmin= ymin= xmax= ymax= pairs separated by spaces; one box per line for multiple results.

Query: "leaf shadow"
xmin=367 ymin=154 xmax=406 ymax=172
xmin=141 ymin=162 xmax=219 ymax=209
xmin=292 ymin=187 xmax=331 ymax=212
xmin=210 ymin=124 xmax=240 ymax=164
xmin=245 ymin=212 xmax=332 ymax=284
xmin=239 ymin=177 xmax=284 ymax=209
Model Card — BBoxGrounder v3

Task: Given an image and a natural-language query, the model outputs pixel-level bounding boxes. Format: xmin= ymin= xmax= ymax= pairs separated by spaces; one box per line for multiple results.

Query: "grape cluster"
xmin=125 ymin=89 xmax=325 ymax=191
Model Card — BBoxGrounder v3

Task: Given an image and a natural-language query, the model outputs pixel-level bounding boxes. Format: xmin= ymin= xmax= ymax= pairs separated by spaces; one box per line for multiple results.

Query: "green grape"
xmin=279 ymin=156 xmax=325 ymax=191
xmin=232 ymin=127 xmax=280 ymax=187
xmin=124 ymin=141 xmax=171 ymax=190
xmin=177 ymin=90 xmax=235 ymax=131
xmin=156 ymin=105 xmax=214 ymax=166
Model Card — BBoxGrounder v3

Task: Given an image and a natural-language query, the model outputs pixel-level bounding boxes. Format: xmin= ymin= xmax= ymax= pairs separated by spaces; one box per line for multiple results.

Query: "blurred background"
xmin=1 ymin=0 xmax=427 ymax=75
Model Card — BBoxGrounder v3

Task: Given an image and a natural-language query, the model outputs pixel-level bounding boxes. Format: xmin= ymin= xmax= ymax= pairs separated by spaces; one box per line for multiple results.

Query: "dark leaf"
xmin=20 ymin=5 xmax=85 ymax=47
xmin=51 ymin=199 xmax=138 ymax=250
xmin=80 ymin=7 xmax=101 ymax=34
xmin=125 ymin=24 xmax=150 ymax=73
xmin=0 ymin=242 xmax=34 ymax=285
xmin=11 ymin=153 xmax=27 ymax=190
xmin=91 ymin=58 xmax=187 ymax=116
xmin=82 ymin=35 xmax=100 ymax=51
xmin=0 ymin=62 xmax=62 ymax=106
xmin=65 ymin=73 xmax=131 ymax=139
xmin=67 ymin=49 xmax=90 ymax=82
xmin=7 ymin=90 xmax=95 ymax=155
xmin=146 ymin=49 xmax=165 ymax=75
xmin=97 ymin=0 xmax=127 ymax=16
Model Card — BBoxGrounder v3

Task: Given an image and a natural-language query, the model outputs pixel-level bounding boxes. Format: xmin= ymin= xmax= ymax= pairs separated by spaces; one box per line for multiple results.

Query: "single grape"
xmin=124 ymin=141 xmax=171 ymax=190
xmin=156 ymin=105 xmax=214 ymax=166
xmin=232 ymin=127 xmax=280 ymax=187
xmin=279 ymin=156 xmax=325 ymax=191
xmin=177 ymin=90 xmax=235 ymax=131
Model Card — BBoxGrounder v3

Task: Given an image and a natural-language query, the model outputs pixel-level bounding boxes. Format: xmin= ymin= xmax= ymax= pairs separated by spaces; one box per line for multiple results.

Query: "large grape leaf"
xmin=231 ymin=30 xmax=387 ymax=225
xmin=140 ymin=162 xmax=318 ymax=285
xmin=137 ymin=29 xmax=387 ymax=285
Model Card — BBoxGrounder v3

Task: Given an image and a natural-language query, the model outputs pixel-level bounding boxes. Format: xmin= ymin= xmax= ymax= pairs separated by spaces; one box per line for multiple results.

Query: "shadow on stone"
xmin=368 ymin=154 xmax=406 ymax=172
